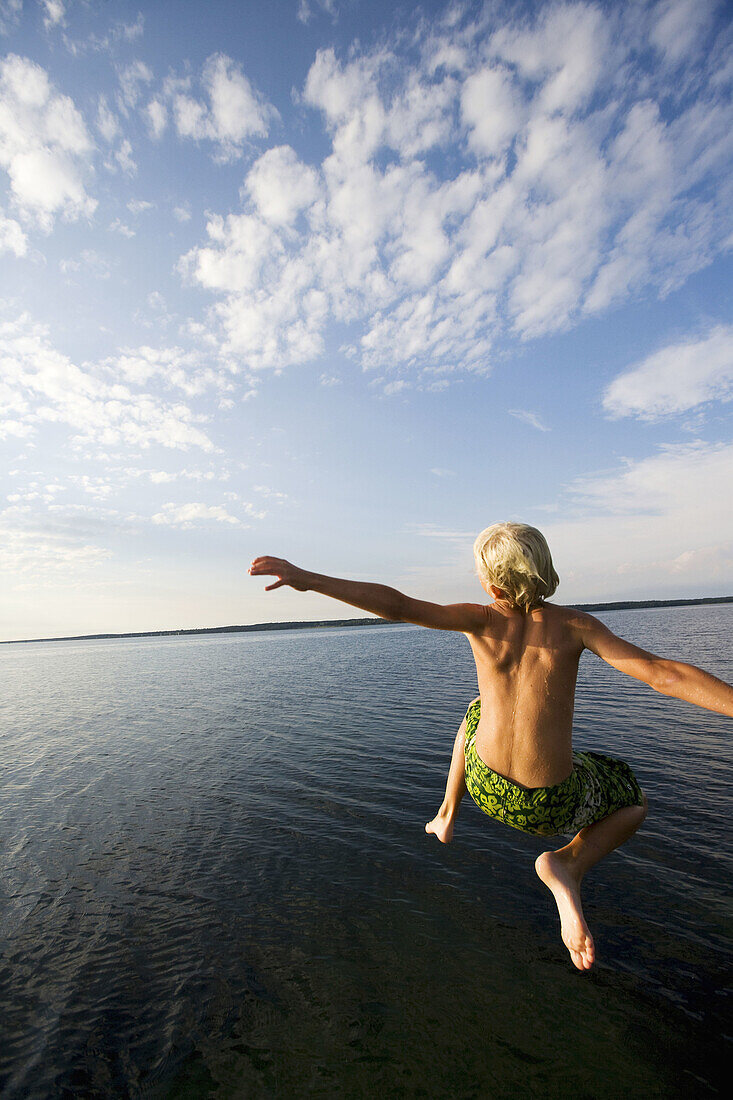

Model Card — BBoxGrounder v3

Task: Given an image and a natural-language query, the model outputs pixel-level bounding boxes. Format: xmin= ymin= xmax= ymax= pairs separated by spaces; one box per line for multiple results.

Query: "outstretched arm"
xmin=579 ymin=613 xmax=733 ymax=717
xmin=249 ymin=556 xmax=487 ymax=633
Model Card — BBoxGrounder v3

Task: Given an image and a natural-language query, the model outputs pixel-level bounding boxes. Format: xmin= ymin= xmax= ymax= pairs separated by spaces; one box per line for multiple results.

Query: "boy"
xmin=249 ymin=523 xmax=732 ymax=971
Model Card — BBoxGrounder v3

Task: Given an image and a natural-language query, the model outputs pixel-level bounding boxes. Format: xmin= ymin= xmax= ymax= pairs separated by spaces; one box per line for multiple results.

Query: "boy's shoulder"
xmin=540 ymin=602 xmax=600 ymax=632
xmin=540 ymin=600 xmax=584 ymax=618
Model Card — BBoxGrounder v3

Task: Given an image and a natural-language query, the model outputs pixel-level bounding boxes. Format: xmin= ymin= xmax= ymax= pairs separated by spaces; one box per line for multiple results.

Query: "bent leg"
xmin=425 ymin=704 xmax=474 ymax=844
xmin=535 ymin=794 xmax=648 ymax=971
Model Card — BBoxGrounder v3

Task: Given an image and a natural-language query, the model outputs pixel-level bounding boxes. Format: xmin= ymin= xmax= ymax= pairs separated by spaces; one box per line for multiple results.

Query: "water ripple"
xmin=1 ymin=608 xmax=731 ymax=1097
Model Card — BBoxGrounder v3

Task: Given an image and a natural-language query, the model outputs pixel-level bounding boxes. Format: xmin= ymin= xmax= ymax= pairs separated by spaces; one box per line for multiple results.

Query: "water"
xmin=1 ymin=606 xmax=731 ymax=1098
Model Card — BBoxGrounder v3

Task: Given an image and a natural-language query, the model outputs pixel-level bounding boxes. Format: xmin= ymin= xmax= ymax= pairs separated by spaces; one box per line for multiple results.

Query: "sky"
xmin=0 ymin=0 xmax=731 ymax=640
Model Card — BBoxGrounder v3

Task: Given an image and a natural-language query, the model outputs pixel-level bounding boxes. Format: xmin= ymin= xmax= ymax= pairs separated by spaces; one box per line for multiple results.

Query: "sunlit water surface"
xmin=1 ymin=606 xmax=731 ymax=1098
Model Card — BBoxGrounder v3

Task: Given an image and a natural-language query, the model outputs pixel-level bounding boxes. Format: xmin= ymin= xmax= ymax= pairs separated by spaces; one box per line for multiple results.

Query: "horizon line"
xmin=2 ymin=595 xmax=732 ymax=646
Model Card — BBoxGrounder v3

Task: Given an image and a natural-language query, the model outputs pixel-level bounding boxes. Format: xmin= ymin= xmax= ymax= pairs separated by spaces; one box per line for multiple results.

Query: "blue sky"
xmin=0 ymin=0 xmax=731 ymax=640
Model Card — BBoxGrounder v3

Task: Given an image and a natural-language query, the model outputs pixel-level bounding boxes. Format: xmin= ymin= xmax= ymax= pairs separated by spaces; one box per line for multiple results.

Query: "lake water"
xmin=1 ymin=606 xmax=731 ymax=1098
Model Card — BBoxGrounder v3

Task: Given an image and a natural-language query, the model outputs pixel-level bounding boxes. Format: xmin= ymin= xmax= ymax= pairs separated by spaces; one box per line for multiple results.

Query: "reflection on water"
xmin=1 ymin=606 xmax=731 ymax=1097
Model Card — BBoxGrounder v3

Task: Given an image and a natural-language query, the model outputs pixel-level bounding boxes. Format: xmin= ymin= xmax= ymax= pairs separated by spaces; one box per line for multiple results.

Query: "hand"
xmin=248 ymin=556 xmax=309 ymax=592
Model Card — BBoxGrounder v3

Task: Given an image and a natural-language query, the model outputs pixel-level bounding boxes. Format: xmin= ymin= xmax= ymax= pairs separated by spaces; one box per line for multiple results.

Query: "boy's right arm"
xmin=249 ymin=556 xmax=487 ymax=632
xmin=578 ymin=613 xmax=733 ymax=717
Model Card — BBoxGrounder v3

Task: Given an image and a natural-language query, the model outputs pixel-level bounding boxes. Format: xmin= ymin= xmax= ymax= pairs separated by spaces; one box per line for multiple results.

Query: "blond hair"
xmin=473 ymin=522 xmax=559 ymax=612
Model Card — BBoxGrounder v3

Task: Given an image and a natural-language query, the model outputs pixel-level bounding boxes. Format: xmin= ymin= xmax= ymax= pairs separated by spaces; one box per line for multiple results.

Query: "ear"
xmin=488 ymin=584 xmax=506 ymax=600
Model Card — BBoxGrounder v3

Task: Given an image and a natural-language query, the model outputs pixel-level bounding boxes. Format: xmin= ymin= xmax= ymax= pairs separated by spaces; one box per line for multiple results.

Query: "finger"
xmin=251 ymin=557 xmax=279 ymax=570
xmin=265 ymin=580 xmax=285 ymax=591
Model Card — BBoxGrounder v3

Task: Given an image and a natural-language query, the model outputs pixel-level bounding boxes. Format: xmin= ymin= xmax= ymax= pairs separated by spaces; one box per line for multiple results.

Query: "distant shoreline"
xmin=2 ymin=596 xmax=731 ymax=646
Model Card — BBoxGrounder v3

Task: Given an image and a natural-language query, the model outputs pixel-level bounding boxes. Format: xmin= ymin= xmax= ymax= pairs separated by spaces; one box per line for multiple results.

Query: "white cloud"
xmin=61 ymin=13 xmax=145 ymax=58
xmin=179 ymin=211 xmax=328 ymax=369
xmin=42 ymin=1 xmax=65 ymax=31
xmin=144 ymin=97 xmax=167 ymax=139
xmin=604 ymin=324 xmax=733 ymax=420
xmin=112 ymin=138 xmax=136 ymax=175
xmin=145 ymin=467 xmax=220 ymax=484
xmin=96 ymin=94 xmax=119 ymax=142
xmin=120 ymin=13 xmax=144 ymax=42
xmin=303 ymin=46 xmax=386 ymax=147
xmin=0 ymin=211 xmax=27 ymax=256
xmin=245 ymin=146 xmax=320 ymax=225
xmin=412 ymin=522 xmax=474 ymax=540
xmin=491 ymin=1 xmax=611 ymax=115
xmin=385 ymin=68 xmax=458 ymax=159
xmin=0 ymin=1 xmax=22 ymax=36
xmin=545 ymin=441 xmax=733 ymax=599
xmin=148 ymin=471 xmax=180 ymax=484
xmin=253 ymin=484 xmax=287 ymax=502
xmin=383 ymin=379 xmax=409 ymax=395
xmin=461 ymin=66 xmax=520 ymax=158
xmin=0 ymin=503 xmax=113 ymax=582
xmin=117 ymin=59 xmax=153 ymax=113
xmin=103 ymin=344 xmax=232 ymax=398
xmin=508 ymin=409 xmax=550 ymax=432
xmin=109 ymin=218 xmax=135 ymax=237
xmin=650 ymin=0 xmax=718 ymax=66
xmin=297 ymin=1 xmax=339 ymax=25
xmin=151 ymin=502 xmax=243 ymax=528
xmin=66 ymin=475 xmax=114 ymax=499
xmin=0 ymin=313 xmax=217 ymax=453
xmin=180 ymin=4 xmax=731 ymax=382
xmin=173 ymin=203 xmax=191 ymax=222
xmin=0 ymin=55 xmax=96 ymax=231
xmin=171 ymin=54 xmax=277 ymax=160
xmin=96 ymin=95 xmax=138 ymax=176
xmin=59 ymin=248 xmax=111 ymax=278
xmin=567 ymin=440 xmax=732 ymax=516
xmin=0 ymin=417 xmax=34 ymax=440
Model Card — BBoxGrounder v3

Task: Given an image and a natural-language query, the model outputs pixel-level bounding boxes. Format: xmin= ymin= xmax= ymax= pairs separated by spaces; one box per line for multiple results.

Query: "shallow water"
xmin=1 ymin=606 xmax=731 ymax=1097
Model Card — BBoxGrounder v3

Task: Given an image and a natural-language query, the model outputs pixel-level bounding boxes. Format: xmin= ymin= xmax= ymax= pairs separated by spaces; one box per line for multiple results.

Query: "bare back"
xmin=466 ymin=602 xmax=584 ymax=788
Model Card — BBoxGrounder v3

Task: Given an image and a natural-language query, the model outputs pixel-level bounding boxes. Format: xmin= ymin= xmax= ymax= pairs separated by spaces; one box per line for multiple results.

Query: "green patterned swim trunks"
xmin=463 ymin=699 xmax=644 ymax=838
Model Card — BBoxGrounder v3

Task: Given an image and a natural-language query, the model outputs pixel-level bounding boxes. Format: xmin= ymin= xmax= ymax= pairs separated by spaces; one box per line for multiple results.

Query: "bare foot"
xmin=425 ymin=810 xmax=455 ymax=844
xmin=535 ymin=851 xmax=595 ymax=971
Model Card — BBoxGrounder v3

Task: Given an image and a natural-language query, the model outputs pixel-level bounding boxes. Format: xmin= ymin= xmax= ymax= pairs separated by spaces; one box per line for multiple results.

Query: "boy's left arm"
xmin=249 ymin=556 xmax=487 ymax=633
xmin=578 ymin=612 xmax=733 ymax=717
